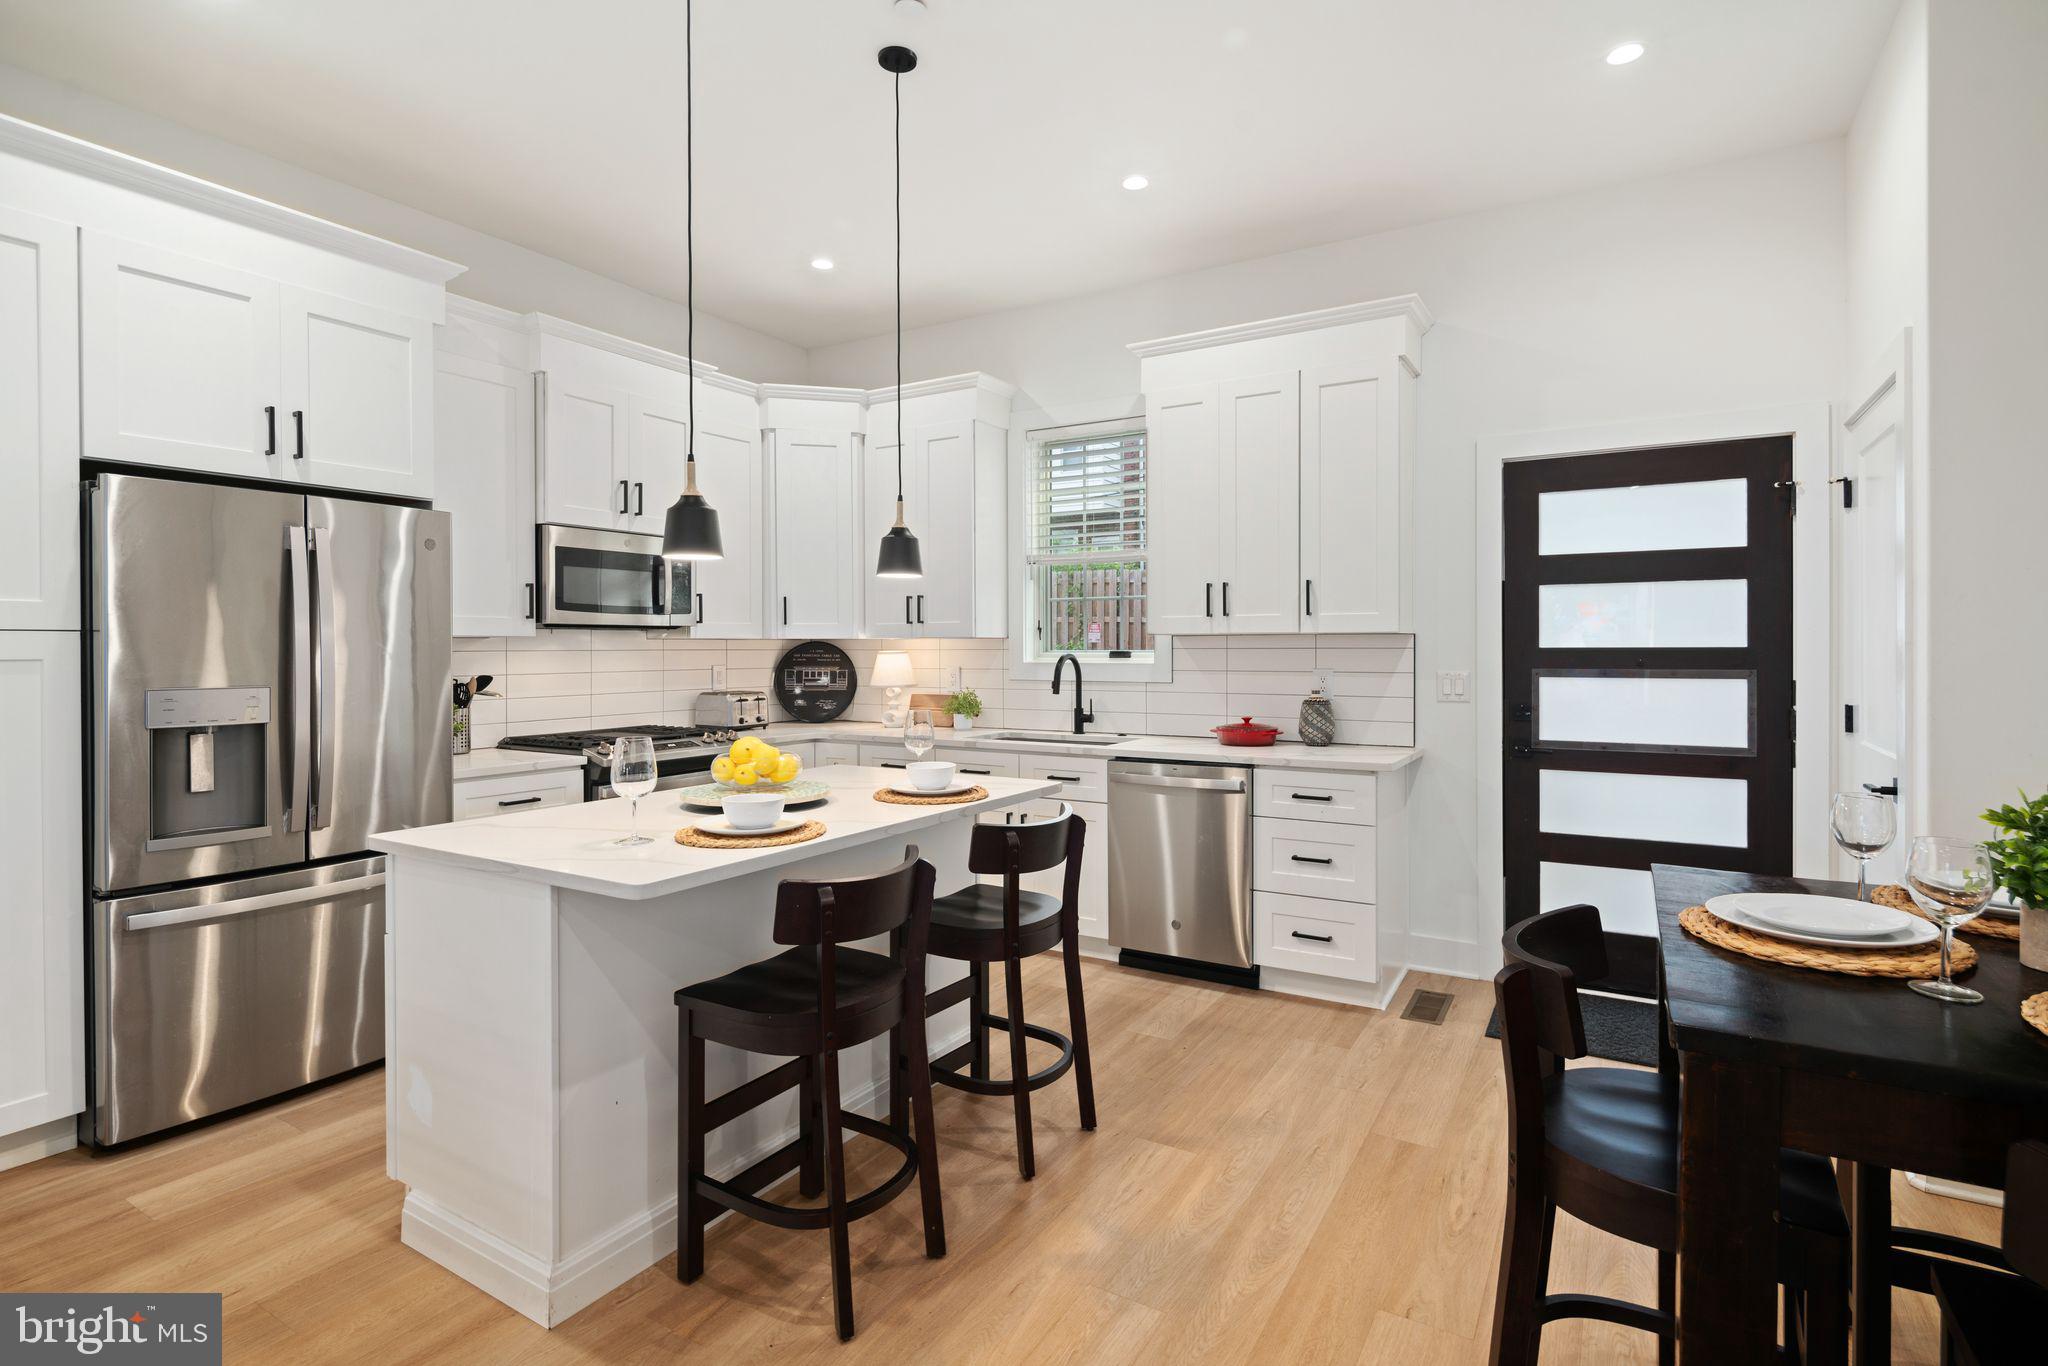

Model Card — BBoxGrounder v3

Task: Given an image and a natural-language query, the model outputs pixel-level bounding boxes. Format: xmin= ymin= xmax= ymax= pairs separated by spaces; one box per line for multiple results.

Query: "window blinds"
xmin=1026 ymin=431 xmax=1146 ymax=562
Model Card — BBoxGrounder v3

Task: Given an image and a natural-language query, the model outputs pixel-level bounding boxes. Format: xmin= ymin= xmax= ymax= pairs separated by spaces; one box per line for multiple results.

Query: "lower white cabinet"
xmin=0 ymin=632 xmax=84 ymax=1142
xmin=814 ymin=741 xmax=861 ymax=767
xmin=436 ymin=353 xmax=536 ymax=636
xmin=1255 ymin=891 xmax=1376 ymax=982
xmin=1253 ymin=816 xmax=1375 ymax=901
xmin=1019 ymin=755 xmax=1109 ymax=805
xmin=935 ymin=746 xmax=1018 ymax=779
xmin=1019 ymin=798 xmax=1108 ymax=940
xmin=452 ymin=767 xmax=583 ymax=821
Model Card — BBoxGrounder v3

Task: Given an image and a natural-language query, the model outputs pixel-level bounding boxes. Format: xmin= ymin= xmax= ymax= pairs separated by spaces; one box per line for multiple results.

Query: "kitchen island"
xmin=370 ymin=766 xmax=1059 ymax=1327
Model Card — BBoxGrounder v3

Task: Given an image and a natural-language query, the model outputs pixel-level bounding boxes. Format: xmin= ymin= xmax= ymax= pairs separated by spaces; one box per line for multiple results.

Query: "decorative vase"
xmin=954 ymin=714 xmax=974 ymax=732
xmin=1299 ymin=688 xmax=1336 ymax=747
xmin=2022 ymin=902 xmax=2048 ymax=971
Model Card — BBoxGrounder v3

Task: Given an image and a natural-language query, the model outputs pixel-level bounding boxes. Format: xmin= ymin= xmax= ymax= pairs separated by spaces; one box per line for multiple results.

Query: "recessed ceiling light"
xmin=1606 ymin=41 xmax=1645 ymax=65
xmin=810 ymin=257 xmax=835 ymax=271
xmin=1121 ymin=174 xmax=1150 ymax=191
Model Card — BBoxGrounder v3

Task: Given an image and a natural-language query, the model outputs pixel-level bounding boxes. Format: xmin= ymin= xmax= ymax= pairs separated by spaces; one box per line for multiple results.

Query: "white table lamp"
xmin=872 ymin=650 xmax=916 ymax=728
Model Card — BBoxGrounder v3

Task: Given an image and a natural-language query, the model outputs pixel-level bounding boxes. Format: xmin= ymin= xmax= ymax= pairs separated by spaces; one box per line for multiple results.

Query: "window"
xmin=1026 ymin=428 xmax=1149 ymax=659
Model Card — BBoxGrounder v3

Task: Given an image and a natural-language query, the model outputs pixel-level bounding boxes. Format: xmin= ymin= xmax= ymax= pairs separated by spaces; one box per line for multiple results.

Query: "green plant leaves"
xmin=1982 ymin=787 xmax=2048 ymax=907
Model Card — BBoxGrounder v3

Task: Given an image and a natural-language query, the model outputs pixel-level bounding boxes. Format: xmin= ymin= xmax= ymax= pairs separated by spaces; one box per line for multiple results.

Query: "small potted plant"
xmin=943 ymin=685 xmax=983 ymax=732
xmin=1982 ymin=788 xmax=2048 ymax=970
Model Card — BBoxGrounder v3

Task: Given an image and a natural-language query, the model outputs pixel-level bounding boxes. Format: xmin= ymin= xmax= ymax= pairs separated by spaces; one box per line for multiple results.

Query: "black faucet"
xmin=1051 ymin=653 xmax=1095 ymax=735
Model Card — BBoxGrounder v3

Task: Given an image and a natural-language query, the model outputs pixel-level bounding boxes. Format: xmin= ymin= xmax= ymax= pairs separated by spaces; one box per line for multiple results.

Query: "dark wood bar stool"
xmin=1488 ymin=904 xmax=1851 ymax=1366
xmin=917 ymin=802 xmax=1096 ymax=1180
xmin=674 ymin=847 xmax=944 ymax=1342
xmin=1930 ymin=1140 xmax=2048 ymax=1366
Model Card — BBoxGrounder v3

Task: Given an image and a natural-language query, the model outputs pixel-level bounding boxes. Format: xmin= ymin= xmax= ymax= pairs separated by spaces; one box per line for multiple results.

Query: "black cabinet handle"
xmin=1305 ymin=578 xmax=1314 ymax=616
xmin=1289 ymin=855 xmax=1334 ymax=866
xmin=905 ymin=594 xmax=913 ymax=625
xmin=963 ymin=767 xmax=993 ymax=775
xmin=618 ymin=480 xmax=629 ymax=514
xmin=634 ymin=481 xmax=644 ymax=516
xmin=782 ymin=595 xmax=789 ymax=626
xmin=292 ymin=409 xmax=305 ymax=459
xmin=695 ymin=592 xmax=704 ymax=624
xmin=497 ymin=796 xmax=544 ymax=808
xmin=1222 ymin=581 xmax=1231 ymax=617
xmin=1290 ymin=930 xmax=1334 ymax=944
xmin=524 ymin=582 xmax=535 ymax=620
xmin=1046 ymin=773 xmax=1082 ymax=782
xmin=1291 ymin=792 xmax=1334 ymax=802
xmin=882 ymin=761 xmax=908 ymax=769
xmin=1863 ymin=781 xmax=1899 ymax=797
xmin=1205 ymin=582 xmax=1213 ymax=618
xmin=916 ymin=594 xmax=925 ymax=624
xmin=265 ymin=405 xmax=277 ymax=456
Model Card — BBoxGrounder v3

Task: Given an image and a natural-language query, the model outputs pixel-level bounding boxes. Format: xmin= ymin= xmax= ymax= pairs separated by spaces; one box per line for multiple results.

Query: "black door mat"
xmin=1485 ymin=993 xmax=1661 ymax=1068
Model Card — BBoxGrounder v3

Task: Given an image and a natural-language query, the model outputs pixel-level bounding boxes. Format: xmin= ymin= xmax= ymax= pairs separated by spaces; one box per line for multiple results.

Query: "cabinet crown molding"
xmin=0 ymin=114 xmax=466 ymax=286
xmin=757 ymin=383 xmax=869 ymax=402
xmin=1126 ymin=295 xmax=1435 ymax=359
xmin=863 ymin=372 xmax=1019 ymax=405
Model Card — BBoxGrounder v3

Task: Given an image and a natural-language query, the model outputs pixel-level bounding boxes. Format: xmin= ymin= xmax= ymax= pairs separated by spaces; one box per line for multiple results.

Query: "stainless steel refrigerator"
xmin=84 ymin=471 xmax=451 ymax=1146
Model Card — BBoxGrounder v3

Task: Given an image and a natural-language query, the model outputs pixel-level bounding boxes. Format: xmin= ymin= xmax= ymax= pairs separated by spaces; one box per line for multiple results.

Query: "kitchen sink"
xmin=978 ymin=731 xmax=1131 ymax=746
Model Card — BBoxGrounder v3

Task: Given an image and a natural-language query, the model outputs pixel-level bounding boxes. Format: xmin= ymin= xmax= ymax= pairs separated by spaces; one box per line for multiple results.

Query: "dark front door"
xmin=1502 ymin=437 xmax=1795 ymax=996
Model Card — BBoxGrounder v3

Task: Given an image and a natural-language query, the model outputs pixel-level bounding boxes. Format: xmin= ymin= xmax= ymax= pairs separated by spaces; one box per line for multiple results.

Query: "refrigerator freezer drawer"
xmin=90 ymin=858 xmax=385 ymax=1146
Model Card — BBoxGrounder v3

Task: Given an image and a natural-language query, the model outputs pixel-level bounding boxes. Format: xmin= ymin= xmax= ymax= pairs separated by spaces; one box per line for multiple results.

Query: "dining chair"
xmin=1488 ymin=903 xmax=1851 ymax=1366
xmin=673 ymin=847 xmax=944 ymax=1342
xmin=1929 ymin=1140 xmax=2048 ymax=1365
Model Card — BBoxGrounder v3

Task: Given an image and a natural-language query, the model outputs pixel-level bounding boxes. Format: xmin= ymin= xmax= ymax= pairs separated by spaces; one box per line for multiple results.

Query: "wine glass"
xmin=904 ymin=709 xmax=936 ymax=763
xmin=608 ymin=735 xmax=658 ymax=847
xmin=1830 ymin=792 xmax=1896 ymax=901
xmin=1903 ymin=836 xmax=1995 ymax=1004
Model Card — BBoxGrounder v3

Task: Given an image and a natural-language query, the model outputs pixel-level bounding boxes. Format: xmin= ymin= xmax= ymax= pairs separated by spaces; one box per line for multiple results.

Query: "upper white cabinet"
xmin=435 ymin=350 xmax=535 ymax=637
xmin=280 ymin=287 xmax=434 ymax=498
xmin=0 ymin=205 xmax=80 ymax=631
xmin=538 ymin=371 xmax=630 ymax=527
xmin=860 ymin=375 xmax=1013 ymax=639
xmin=673 ymin=383 xmax=764 ymax=637
xmin=763 ymin=388 xmax=865 ymax=639
xmin=1134 ymin=298 xmax=1427 ymax=636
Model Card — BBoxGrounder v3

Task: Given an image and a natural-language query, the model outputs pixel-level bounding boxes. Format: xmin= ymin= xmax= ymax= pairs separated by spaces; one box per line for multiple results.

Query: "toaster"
xmin=694 ymin=688 xmax=769 ymax=729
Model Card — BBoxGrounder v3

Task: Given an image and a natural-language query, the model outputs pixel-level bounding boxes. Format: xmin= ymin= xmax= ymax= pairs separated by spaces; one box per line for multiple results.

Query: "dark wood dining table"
xmin=1653 ymin=864 xmax=2048 ymax=1363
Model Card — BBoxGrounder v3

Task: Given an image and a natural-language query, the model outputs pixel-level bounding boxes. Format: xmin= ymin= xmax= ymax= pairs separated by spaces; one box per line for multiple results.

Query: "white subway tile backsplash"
xmin=457 ymin=631 xmax=1417 ymax=747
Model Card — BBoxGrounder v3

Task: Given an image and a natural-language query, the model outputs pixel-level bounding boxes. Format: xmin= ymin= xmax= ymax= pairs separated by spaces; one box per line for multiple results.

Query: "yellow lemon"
xmin=710 ymin=755 xmax=733 ymax=783
xmin=754 ymin=743 xmax=781 ymax=769
xmin=726 ymin=737 xmax=755 ymax=764
xmin=730 ymin=760 xmax=761 ymax=787
xmin=772 ymin=754 xmax=801 ymax=784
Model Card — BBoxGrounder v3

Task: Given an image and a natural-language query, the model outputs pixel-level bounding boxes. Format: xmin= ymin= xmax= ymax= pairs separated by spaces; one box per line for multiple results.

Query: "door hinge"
xmin=1844 ymin=703 xmax=1856 ymax=734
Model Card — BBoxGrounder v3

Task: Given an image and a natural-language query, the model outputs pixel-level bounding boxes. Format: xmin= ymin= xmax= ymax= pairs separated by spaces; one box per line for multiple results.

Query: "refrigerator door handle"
xmin=122 ymin=872 xmax=385 ymax=932
xmin=284 ymin=526 xmax=312 ymax=832
xmin=308 ymin=525 xmax=337 ymax=830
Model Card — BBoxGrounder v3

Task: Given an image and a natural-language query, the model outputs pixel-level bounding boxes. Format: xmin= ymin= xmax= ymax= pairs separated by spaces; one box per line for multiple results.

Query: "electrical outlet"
xmin=946 ymin=666 xmax=962 ymax=690
xmin=711 ymin=664 xmax=726 ymax=690
xmin=1436 ymin=670 xmax=1472 ymax=702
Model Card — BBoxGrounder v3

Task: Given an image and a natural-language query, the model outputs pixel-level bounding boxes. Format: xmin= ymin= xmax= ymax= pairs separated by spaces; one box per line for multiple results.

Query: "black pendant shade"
xmin=875 ymin=521 xmax=922 ymax=578
xmin=663 ymin=487 xmax=723 ymax=561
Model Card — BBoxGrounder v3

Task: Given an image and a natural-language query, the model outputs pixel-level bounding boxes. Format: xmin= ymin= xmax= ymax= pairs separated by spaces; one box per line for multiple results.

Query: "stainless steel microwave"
xmin=536 ymin=524 xmax=691 ymax=628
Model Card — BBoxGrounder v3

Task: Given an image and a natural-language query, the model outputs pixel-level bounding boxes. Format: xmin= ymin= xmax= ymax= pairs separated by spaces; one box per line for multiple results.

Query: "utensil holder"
xmin=451 ymin=702 xmax=472 ymax=756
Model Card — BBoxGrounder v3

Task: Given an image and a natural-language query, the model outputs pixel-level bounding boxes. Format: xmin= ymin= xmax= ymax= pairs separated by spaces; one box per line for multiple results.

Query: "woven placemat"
xmin=675 ymin=820 xmax=827 ymax=850
xmin=1873 ymin=884 xmax=2022 ymax=941
xmin=873 ymin=785 xmax=990 ymax=807
xmin=2023 ymin=992 xmax=2048 ymax=1039
xmin=1679 ymin=904 xmax=1977 ymax=978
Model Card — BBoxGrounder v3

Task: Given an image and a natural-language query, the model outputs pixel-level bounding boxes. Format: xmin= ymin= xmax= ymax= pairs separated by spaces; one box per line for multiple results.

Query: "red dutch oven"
xmin=1212 ymin=716 xmax=1280 ymax=747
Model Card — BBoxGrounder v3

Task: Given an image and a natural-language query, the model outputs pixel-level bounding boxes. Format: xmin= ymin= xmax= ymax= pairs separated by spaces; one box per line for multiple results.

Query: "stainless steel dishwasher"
xmin=1107 ymin=759 xmax=1255 ymax=982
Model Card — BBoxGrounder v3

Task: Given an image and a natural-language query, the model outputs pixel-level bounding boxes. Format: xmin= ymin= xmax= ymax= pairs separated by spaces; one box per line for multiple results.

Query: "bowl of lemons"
xmin=709 ymin=735 xmax=802 ymax=789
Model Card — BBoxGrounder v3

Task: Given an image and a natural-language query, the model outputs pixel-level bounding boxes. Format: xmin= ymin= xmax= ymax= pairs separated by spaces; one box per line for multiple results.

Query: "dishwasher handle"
xmin=1111 ymin=771 xmax=1247 ymax=794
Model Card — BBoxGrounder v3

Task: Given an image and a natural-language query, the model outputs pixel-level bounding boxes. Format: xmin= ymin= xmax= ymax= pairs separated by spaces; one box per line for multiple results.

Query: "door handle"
xmin=962 ymin=767 xmax=993 ymax=776
xmin=1046 ymin=774 xmax=1083 ymax=782
xmin=1291 ymin=792 xmax=1334 ymax=802
xmin=1863 ymin=781 xmax=1900 ymax=797
xmin=882 ymin=761 xmax=908 ymax=769
xmin=1290 ymin=930 xmax=1334 ymax=944
xmin=1305 ymin=578 xmax=1314 ymax=616
xmin=283 ymin=527 xmax=312 ymax=833
xmin=782 ymin=595 xmax=789 ymax=626
xmin=292 ymin=409 xmax=305 ymax=460
xmin=122 ymin=872 xmax=385 ymax=932
xmin=1205 ymin=582 xmax=1213 ymax=618
xmin=265 ymin=405 xmax=277 ymax=456
xmin=1110 ymin=772 xmax=1246 ymax=794
xmin=308 ymin=526 xmax=336 ymax=830
xmin=905 ymin=594 xmax=913 ymax=625
xmin=695 ymin=592 xmax=704 ymax=625
xmin=497 ymin=796 xmax=544 ymax=808
xmin=525 ymin=582 xmax=535 ymax=620
xmin=1509 ymin=743 xmax=1558 ymax=759
xmin=916 ymin=594 xmax=925 ymax=624
xmin=634 ymin=481 xmax=645 ymax=516
xmin=619 ymin=480 xmax=630 ymax=515
xmin=1289 ymin=855 xmax=1335 ymax=866
xmin=1222 ymin=581 xmax=1231 ymax=617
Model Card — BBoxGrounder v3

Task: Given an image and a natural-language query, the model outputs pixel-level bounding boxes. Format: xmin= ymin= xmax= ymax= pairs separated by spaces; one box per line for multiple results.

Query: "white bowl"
xmin=907 ymin=760 xmax=958 ymax=792
xmin=721 ymin=791 xmax=788 ymax=831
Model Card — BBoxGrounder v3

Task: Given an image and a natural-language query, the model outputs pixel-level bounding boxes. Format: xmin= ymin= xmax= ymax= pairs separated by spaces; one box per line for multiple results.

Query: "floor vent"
xmin=1400 ymin=989 xmax=1455 ymax=1025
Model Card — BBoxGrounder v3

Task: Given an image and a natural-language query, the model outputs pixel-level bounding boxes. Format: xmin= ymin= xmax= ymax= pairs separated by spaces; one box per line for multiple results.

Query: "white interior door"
xmin=771 ymin=430 xmax=860 ymax=638
xmin=80 ymin=231 xmax=280 ymax=480
xmin=1144 ymin=385 xmax=1221 ymax=636
xmin=539 ymin=373 xmax=628 ymax=528
xmin=280 ymin=287 xmax=434 ymax=498
xmin=436 ymin=353 xmax=535 ymax=636
xmin=1836 ymin=360 xmax=1910 ymax=884
xmin=1219 ymin=372 xmax=1301 ymax=633
xmin=0 ymin=206 xmax=80 ymax=631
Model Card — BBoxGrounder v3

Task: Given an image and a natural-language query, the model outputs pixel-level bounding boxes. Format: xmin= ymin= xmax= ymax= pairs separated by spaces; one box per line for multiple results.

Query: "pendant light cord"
xmin=894 ymin=67 xmax=904 ymax=504
xmin=685 ymin=0 xmax=697 ymax=485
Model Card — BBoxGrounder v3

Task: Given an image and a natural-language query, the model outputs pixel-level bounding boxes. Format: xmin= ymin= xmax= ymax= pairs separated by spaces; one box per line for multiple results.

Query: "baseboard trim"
xmin=0 ymin=1115 xmax=79 ymax=1174
xmin=1258 ymin=965 xmax=1407 ymax=1010
xmin=1406 ymin=933 xmax=1492 ymax=982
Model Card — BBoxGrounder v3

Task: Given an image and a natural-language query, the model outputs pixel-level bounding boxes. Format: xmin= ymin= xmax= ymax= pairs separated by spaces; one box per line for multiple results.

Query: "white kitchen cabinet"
xmin=767 ymin=428 xmax=861 ymax=638
xmin=435 ymin=353 xmax=535 ymax=636
xmin=0 ymin=206 xmax=80 ymax=631
xmin=1134 ymin=298 xmax=1427 ymax=636
xmin=0 ymin=631 xmax=84 ymax=1144
xmin=280 ymin=286 xmax=435 ymax=499
xmin=813 ymin=741 xmax=861 ymax=767
xmin=452 ymin=767 xmax=583 ymax=821
xmin=624 ymin=392 xmax=690 ymax=539
xmin=1019 ymin=798 xmax=1108 ymax=940
xmin=678 ymin=388 xmax=764 ymax=638
xmin=538 ymin=371 xmax=630 ymax=528
xmin=81 ymin=231 xmax=281 ymax=481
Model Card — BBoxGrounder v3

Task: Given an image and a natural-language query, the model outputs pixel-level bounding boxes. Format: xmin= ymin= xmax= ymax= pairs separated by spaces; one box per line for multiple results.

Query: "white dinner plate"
xmin=1705 ymin=893 xmax=1936 ymax=949
xmin=692 ymin=814 xmax=809 ymax=837
xmin=887 ymin=781 xmax=980 ymax=798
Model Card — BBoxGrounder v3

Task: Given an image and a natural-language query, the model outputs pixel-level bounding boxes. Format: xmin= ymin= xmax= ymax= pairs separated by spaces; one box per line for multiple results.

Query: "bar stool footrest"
xmin=1538 ymin=1293 xmax=1671 ymax=1336
xmin=695 ymin=1111 xmax=920 ymax=1231
xmin=930 ymin=1019 xmax=1074 ymax=1097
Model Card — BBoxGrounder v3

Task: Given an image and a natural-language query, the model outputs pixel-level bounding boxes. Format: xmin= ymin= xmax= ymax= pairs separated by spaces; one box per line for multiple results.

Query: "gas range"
xmin=497 ymin=724 xmax=761 ymax=799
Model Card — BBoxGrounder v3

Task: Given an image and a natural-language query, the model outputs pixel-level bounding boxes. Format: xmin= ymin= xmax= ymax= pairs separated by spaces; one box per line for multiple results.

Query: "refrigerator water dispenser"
xmin=143 ymin=687 xmax=272 ymax=850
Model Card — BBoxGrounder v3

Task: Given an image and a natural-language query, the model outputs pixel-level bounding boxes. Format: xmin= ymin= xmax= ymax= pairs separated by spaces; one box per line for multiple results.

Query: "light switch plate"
xmin=1437 ymin=670 xmax=1472 ymax=702
xmin=711 ymin=664 xmax=726 ymax=689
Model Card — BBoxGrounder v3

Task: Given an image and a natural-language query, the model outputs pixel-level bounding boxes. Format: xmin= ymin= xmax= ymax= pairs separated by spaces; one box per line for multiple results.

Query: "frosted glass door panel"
xmin=1537 ymin=672 xmax=1754 ymax=754
xmin=1540 ymin=770 xmax=1748 ymax=847
xmin=1538 ymin=479 xmax=1747 ymax=556
xmin=1538 ymin=579 xmax=1748 ymax=648
xmin=1539 ymin=862 xmax=1657 ymax=936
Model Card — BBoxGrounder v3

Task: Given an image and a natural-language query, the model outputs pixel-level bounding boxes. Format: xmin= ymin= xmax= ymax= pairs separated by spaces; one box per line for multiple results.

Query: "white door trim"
xmin=1474 ymin=403 xmax=1834 ymax=941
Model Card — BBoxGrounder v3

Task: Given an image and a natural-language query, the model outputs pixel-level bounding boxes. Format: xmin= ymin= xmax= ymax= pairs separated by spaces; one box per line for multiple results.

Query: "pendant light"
xmin=873 ymin=44 xmax=924 ymax=579
xmin=662 ymin=0 xmax=723 ymax=561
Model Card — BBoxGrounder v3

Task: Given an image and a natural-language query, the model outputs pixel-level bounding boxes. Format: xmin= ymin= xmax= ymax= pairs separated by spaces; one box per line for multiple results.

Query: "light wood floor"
xmin=0 ymin=957 xmax=1996 ymax=1363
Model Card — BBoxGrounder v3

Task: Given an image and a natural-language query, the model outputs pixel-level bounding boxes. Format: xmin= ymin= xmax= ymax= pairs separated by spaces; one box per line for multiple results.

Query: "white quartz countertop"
xmin=373 ymin=766 xmax=1058 ymax=900
xmin=754 ymin=721 xmax=1422 ymax=773
xmin=453 ymin=748 xmax=585 ymax=780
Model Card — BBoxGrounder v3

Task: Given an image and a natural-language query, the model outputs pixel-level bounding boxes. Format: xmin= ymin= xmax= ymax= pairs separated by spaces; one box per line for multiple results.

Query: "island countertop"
xmin=370 ymin=765 xmax=1060 ymax=901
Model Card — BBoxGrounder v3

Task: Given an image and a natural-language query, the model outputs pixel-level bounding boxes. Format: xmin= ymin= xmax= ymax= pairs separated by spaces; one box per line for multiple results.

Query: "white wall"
xmin=0 ymin=60 xmax=806 ymax=380
xmin=813 ymin=141 xmax=1849 ymax=973
xmin=1920 ymin=0 xmax=2048 ymax=835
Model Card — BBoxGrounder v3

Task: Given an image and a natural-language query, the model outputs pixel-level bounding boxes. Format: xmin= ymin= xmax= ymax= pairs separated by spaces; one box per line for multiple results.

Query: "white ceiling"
xmin=0 ymin=0 xmax=1896 ymax=348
